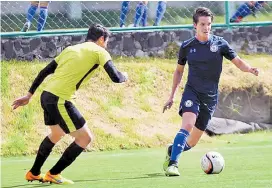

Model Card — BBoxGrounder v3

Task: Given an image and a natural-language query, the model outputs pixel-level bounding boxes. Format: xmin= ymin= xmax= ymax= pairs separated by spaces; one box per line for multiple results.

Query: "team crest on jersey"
xmin=184 ymin=100 xmax=193 ymax=107
xmin=210 ymin=44 xmax=218 ymax=52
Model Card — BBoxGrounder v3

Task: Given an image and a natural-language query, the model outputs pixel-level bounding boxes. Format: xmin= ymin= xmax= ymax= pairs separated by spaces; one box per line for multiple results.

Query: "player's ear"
xmin=97 ymin=36 xmax=105 ymax=46
xmin=193 ymin=22 xmax=197 ymax=29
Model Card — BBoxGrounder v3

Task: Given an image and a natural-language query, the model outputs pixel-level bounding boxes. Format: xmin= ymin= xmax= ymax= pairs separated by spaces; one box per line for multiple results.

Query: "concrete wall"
xmin=1 ymin=26 xmax=272 ymax=61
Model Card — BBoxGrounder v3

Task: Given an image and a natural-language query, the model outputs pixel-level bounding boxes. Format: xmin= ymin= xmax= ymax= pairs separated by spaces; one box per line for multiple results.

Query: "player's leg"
xmin=164 ymin=96 xmax=217 ymax=173
xmin=44 ymin=99 xmax=90 ymax=185
xmin=141 ymin=5 xmax=148 ymax=27
xmin=26 ymin=91 xmax=66 ymax=182
xmin=251 ymin=1 xmax=265 ymax=17
xmin=120 ymin=1 xmax=130 ymax=27
xmin=134 ymin=1 xmax=148 ymax=27
xmin=21 ymin=1 xmax=39 ymax=32
xmin=165 ymin=112 xmax=196 ymax=176
xmin=165 ymin=126 xmax=204 ymax=160
xmin=165 ymin=87 xmax=199 ymax=176
xmin=153 ymin=1 xmax=166 ymax=26
xmin=37 ymin=1 xmax=49 ymax=31
xmin=230 ymin=2 xmax=252 ymax=23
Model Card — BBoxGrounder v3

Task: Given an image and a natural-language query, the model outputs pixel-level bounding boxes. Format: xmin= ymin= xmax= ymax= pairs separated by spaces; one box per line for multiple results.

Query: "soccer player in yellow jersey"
xmin=12 ymin=24 xmax=128 ymax=185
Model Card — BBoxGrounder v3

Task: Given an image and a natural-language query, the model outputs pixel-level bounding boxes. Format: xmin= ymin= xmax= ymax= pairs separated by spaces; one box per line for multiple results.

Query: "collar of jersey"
xmin=194 ymin=35 xmax=212 ymax=44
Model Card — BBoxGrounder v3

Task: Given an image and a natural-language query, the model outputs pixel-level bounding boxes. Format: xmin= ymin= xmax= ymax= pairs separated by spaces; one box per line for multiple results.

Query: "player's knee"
xmin=40 ymin=1 xmax=49 ymax=7
xmin=182 ymin=123 xmax=194 ymax=131
xmin=31 ymin=1 xmax=39 ymax=6
xmin=49 ymin=131 xmax=65 ymax=143
xmin=84 ymin=131 xmax=93 ymax=144
xmin=74 ymin=126 xmax=93 ymax=148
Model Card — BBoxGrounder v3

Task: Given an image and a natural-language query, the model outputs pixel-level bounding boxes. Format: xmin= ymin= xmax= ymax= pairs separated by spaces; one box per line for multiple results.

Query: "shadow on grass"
xmin=2 ymin=173 xmax=165 ymax=187
xmin=74 ymin=172 xmax=165 ymax=183
xmin=2 ymin=183 xmax=51 ymax=188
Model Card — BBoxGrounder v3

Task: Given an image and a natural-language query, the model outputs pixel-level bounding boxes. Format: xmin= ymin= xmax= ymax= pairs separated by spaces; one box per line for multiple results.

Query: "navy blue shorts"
xmin=40 ymin=91 xmax=86 ymax=134
xmin=179 ymin=85 xmax=218 ymax=131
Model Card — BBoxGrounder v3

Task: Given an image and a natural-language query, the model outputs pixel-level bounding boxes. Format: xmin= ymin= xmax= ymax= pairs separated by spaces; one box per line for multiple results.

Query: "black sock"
xmin=49 ymin=142 xmax=84 ymax=175
xmin=30 ymin=136 xmax=55 ymax=176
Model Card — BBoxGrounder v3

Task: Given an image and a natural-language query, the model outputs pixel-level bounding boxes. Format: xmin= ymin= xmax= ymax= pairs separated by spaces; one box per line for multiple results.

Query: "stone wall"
xmin=1 ymin=26 xmax=272 ymax=61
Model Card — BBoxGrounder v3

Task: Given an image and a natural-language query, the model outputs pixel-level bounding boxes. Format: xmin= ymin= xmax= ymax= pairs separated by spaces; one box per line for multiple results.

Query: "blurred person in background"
xmin=21 ymin=1 xmax=49 ymax=32
xmin=120 ymin=1 xmax=167 ymax=27
xmin=230 ymin=1 xmax=267 ymax=23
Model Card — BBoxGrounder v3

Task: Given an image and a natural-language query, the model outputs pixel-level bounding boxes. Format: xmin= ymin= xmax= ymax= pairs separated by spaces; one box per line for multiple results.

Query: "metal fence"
xmin=1 ymin=1 xmax=272 ymax=34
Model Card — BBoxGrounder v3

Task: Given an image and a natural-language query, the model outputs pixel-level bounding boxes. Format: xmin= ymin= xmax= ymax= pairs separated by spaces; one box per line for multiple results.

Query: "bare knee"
xmin=40 ymin=1 xmax=49 ymax=7
xmin=48 ymin=131 xmax=65 ymax=144
xmin=48 ymin=125 xmax=66 ymax=143
xmin=182 ymin=123 xmax=194 ymax=132
xmin=70 ymin=124 xmax=93 ymax=148
xmin=75 ymin=132 xmax=92 ymax=148
xmin=31 ymin=1 xmax=39 ymax=6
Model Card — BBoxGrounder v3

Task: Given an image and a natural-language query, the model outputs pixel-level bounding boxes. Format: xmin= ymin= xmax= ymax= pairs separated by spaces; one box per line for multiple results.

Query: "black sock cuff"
xmin=70 ymin=142 xmax=84 ymax=154
xmin=169 ymin=160 xmax=178 ymax=167
xmin=44 ymin=136 xmax=55 ymax=147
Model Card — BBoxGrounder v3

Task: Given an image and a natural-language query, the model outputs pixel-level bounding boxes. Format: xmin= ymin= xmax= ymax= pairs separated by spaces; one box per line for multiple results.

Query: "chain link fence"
xmin=1 ymin=1 xmax=272 ymax=32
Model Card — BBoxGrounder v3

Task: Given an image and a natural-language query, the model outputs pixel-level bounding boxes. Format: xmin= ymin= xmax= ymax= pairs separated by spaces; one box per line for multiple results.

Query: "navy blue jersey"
xmin=178 ymin=35 xmax=237 ymax=95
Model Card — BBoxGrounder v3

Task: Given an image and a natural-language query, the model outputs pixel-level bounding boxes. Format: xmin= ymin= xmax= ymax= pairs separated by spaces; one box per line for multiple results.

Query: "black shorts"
xmin=179 ymin=85 xmax=218 ymax=131
xmin=40 ymin=91 xmax=86 ymax=134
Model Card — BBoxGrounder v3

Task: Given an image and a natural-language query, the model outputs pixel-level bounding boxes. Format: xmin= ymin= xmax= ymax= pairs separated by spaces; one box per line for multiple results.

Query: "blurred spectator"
xmin=120 ymin=1 xmax=167 ymax=27
xmin=230 ymin=1 xmax=266 ymax=23
xmin=21 ymin=1 xmax=49 ymax=32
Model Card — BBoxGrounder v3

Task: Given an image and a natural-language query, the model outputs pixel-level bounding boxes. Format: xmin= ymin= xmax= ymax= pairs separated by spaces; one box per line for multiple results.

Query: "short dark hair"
xmin=193 ymin=7 xmax=214 ymax=24
xmin=86 ymin=24 xmax=110 ymax=42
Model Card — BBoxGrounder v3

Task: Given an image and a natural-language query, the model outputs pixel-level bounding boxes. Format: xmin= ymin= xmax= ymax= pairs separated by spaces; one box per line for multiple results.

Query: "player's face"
xmin=194 ymin=16 xmax=212 ymax=40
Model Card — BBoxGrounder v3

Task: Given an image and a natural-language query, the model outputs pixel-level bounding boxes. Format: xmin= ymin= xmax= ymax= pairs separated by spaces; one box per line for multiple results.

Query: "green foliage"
xmin=164 ymin=42 xmax=180 ymax=59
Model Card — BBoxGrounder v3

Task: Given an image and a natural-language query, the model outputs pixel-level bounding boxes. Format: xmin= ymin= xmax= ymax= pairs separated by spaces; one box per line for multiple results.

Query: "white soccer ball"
xmin=201 ymin=151 xmax=225 ymax=174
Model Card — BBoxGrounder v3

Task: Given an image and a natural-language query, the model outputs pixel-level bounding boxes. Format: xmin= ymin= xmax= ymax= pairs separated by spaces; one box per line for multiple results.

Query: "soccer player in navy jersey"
xmin=162 ymin=7 xmax=259 ymax=176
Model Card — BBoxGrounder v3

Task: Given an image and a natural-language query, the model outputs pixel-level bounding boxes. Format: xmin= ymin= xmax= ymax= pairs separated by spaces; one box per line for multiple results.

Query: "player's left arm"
xmin=12 ymin=60 xmax=58 ymax=110
xmin=231 ymin=56 xmax=259 ymax=76
xmin=221 ymin=39 xmax=259 ymax=76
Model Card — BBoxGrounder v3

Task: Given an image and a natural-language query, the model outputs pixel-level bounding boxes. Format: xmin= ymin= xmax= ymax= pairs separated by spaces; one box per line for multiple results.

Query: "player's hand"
xmin=122 ymin=72 xmax=128 ymax=82
xmin=249 ymin=67 xmax=259 ymax=76
xmin=12 ymin=93 xmax=32 ymax=110
xmin=163 ymin=98 xmax=174 ymax=113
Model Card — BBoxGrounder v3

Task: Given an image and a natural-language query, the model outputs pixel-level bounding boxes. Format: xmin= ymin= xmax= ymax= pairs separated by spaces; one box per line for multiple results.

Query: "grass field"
xmin=1 ymin=132 xmax=272 ymax=188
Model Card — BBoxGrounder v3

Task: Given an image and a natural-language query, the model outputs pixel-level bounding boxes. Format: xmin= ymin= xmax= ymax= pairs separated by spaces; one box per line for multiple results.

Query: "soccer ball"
xmin=201 ymin=151 xmax=225 ymax=174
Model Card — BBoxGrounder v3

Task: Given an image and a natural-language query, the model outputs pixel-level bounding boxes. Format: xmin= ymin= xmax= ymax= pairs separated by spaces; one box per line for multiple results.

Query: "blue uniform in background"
xmin=178 ymin=35 xmax=237 ymax=131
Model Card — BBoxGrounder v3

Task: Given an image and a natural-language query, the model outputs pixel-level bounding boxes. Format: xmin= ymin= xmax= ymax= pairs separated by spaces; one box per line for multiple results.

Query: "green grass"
xmin=1 ymin=132 xmax=272 ymax=188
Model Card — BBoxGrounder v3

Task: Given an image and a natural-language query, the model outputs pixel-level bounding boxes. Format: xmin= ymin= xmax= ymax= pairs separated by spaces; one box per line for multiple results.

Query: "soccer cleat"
xmin=43 ymin=171 xmax=74 ymax=185
xmin=21 ymin=22 xmax=30 ymax=32
xmin=163 ymin=144 xmax=172 ymax=171
xmin=165 ymin=165 xmax=180 ymax=176
xmin=25 ymin=171 xmax=44 ymax=182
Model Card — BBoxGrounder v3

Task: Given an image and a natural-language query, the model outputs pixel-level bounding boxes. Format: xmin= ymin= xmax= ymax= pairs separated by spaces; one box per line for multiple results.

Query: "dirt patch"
xmin=215 ymin=88 xmax=271 ymax=124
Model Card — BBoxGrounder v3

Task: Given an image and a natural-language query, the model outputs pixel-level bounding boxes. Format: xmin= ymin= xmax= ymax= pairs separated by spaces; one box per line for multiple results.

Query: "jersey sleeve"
xmin=98 ymin=48 xmax=112 ymax=66
xmin=177 ymin=44 xmax=187 ymax=65
xmin=221 ymin=39 xmax=237 ymax=61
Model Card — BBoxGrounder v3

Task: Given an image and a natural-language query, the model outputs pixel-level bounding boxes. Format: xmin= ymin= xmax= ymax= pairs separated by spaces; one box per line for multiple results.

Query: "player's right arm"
xmin=163 ymin=44 xmax=186 ymax=113
xmin=104 ymin=60 xmax=128 ymax=83
xmin=12 ymin=60 xmax=58 ymax=110
xmin=98 ymin=48 xmax=128 ymax=83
